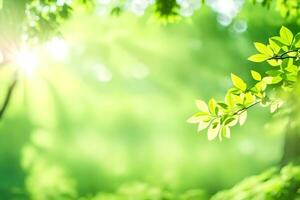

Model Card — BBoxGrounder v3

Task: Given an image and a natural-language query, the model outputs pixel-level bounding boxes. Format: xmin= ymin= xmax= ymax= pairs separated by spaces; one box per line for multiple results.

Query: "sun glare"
xmin=16 ymin=49 xmax=39 ymax=76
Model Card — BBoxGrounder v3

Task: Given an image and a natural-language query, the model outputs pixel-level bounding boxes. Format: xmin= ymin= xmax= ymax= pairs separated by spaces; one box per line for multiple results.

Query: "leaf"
xmin=294 ymin=33 xmax=300 ymax=48
xmin=221 ymin=126 xmax=231 ymax=138
xmin=208 ymin=98 xmax=217 ymax=115
xmin=187 ymin=116 xmax=199 ymax=123
xmin=280 ymin=26 xmax=293 ymax=45
xmin=248 ymin=54 xmax=269 ymax=62
xmin=286 ymin=65 xmax=298 ymax=73
xmin=263 ymin=76 xmax=282 ymax=84
xmin=267 ymin=59 xmax=281 ymax=67
xmin=225 ymin=92 xmax=234 ymax=107
xmin=227 ymin=117 xmax=239 ymax=127
xmin=251 ymin=70 xmax=262 ymax=81
xmin=269 ymin=39 xmax=280 ymax=54
xmin=0 ymin=0 xmax=2 ymax=10
xmin=198 ymin=121 xmax=210 ymax=132
xmin=271 ymin=36 xmax=287 ymax=47
xmin=239 ymin=111 xmax=247 ymax=126
xmin=195 ymin=100 xmax=209 ymax=112
xmin=217 ymin=102 xmax=228 ymax=110
xmin=266 ymin=70 xmax=282 ymax=76
xmin=207 ymin=121 xmax=220 ymax=141
xmin=187 ymin=112 xmax=210 ymax=123
xmin=255 ymin=81 xmax=267 ymax=91
xmin=231 ymin=73 xmax=247 ymax=91
xmin=254 ymin=42 xmax=273 ymax=56
xmin=244 ymin=92 xmax=256 ymax=106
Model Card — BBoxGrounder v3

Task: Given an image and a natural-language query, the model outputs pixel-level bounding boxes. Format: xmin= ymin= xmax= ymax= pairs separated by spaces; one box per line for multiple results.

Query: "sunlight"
xmin=46 ymin=37 xmax=68 ymax=61
xmin=16 ymin=49 xmax=39 ymax=76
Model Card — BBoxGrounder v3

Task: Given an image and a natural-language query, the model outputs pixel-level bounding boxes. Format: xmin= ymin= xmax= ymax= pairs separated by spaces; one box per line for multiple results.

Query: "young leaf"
xmin=251 ymin=70 xmax=262 ymax=81
xmin=254 ymin=42 xmax=273 ymax=56
xmin=208 ymin=98 xmax=217 ymax=115
xmin=280 ymin=26 xmax=293 ymax=45
xmin=294 ymin=33 xmax=300 ymax=48
xmin=221 ymin=126 xmax=231 ymax=138
xmin=207 ymin=121 xmax=220 ymax=141
xmin=248 ymin=54 xmax=269 ymax=62
xmin=195 ymin=100 xmax=209 ymax=112
xmin=231 ymin=73 xmax=247 ymax=91
xmin=239 ymin=111 xmax=247 ymax=126
xmin=263 ymin=76 xmax=282 ymax=84
xmin=269 ymin=39 xmax=280 ymax=54
xmin=198 ymin=121 xmax=210 ymax=132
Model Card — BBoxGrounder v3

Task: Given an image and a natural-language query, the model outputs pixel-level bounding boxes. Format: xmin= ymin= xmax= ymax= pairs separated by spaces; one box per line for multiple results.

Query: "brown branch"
xmin=0 ymin=71 xmax=18 ymax=120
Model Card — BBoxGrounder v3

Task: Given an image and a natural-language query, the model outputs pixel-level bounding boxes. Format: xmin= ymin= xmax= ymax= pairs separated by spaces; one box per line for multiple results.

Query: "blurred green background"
xmin=0 ymin=1 xmax=297 ymax=199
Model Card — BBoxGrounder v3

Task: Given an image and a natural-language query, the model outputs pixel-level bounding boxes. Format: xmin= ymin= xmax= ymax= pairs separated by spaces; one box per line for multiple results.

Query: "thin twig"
xmin=0 ymin=70 xmax=18 ymax=120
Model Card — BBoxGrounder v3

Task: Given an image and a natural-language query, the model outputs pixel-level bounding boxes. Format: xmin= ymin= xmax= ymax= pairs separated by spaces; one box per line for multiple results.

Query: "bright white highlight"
xmin=126 ymin=0 xmax=154 ymax=16
xmin=16 ymin=49 xmax=39 ymax=76
xmin=176 ymin=0 xmax=201 ymax=17
xmin=207 ymin=0 xmax=244 ymax=26
xmin=46 ymin=37 xmax=68 ymax=61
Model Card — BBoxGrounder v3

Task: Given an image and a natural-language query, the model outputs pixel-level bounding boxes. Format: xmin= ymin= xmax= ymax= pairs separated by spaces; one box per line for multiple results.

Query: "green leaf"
xmin=294 ymin=33 xmax=300 ymax=48
xmin=263 ymin=76 xmax=282 ymax=84
xmin=254 ymin=42 xmax=273 ymax=56
xmin=208 ymin=98 xmax=217 ymax=115
xmin=225 ymin=92 xmax=234 ymax=107
xmin=286 ymin=65 xmax=298 ymax=73
xmin=231 ymin=73 xmax=247 ymax=91
xmin=266 ymin=70 xmax=282 ymax=76
xmin=255 ymin=81 xmax=267 ymax=92
xmin=244 ymin=92 xmax=256 ymax=106
xmin=195 ymin=100 xmax=209 ymax=112
xmin=271 ymin=36 xmax=287 ymax=47
xmin=248 ymin=54 xmax=269 ymax=62
xmin=217 ymin=102 xmax=228 ymax=110
xmin=267 ymin=59 xmax=281 ymax=67
xmin=251 ymin=70 xmax=262 ymax=81
xmin=280 ymin=26 xmax=293 ymax=45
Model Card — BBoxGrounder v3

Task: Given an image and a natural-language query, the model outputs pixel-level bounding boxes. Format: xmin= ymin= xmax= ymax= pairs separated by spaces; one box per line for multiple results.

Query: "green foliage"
xmin=188 ymin=26 xmax=299 ymax=141
xmin=211 ymin=164 xmax=300 ymax=200
xmin=81 ymin=182 xmax=207 ymax=200
xmin=253 ymin=0 xmax=300 ymax=23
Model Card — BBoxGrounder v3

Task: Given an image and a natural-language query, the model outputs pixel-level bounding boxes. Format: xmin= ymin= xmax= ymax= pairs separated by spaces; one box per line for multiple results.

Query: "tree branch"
xmin=269 ymin=49 xmax=300 ymax=60
xmin=0 ymin=71 xmax=18 ymax=120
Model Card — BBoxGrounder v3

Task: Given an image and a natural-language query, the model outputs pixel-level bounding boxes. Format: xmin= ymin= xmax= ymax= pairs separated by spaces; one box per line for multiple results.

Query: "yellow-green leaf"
xmin=254 ymin=42 xmax=273 ymax=56
xmin=207 ymin=121 xmax=220 ymax=141
xmin=198 ymin=121 xmax=210 ymax=132
xmin=221 ymin=126 xmax=231 ymax=138
xmin=280 ymin=26 xmax=293 ymax=45
xmin=231 ymin=73 xmax=247 ymax=91
xmin=269 ymin=39 xmax=280 ymax=54
xmin=248 ymin=54 xmax=269 ymax=62
xmin=294 ymin=33 xmax=300 ymax=48
xmin=195 ymin=100 xmax=209 ymax=112
xmin=208 ymin=98 xmax=217 ymax=114
xmin=251 ymin=70 xmax=261 ymax=81
xmin=239 ymin=111 xmax=247 ymax=126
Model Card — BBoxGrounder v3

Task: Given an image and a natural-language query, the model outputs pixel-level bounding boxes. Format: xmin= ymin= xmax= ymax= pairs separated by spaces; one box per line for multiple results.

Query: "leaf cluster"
xmin=188 ymin=26 xmax=300 ymax=141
